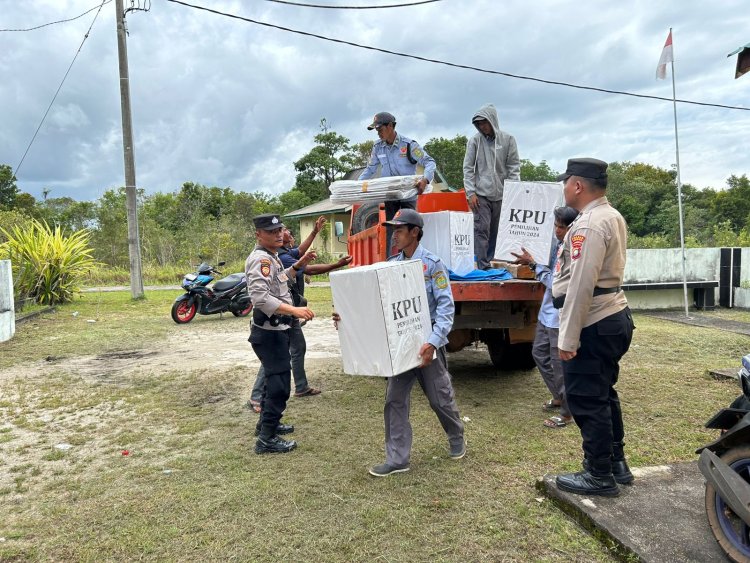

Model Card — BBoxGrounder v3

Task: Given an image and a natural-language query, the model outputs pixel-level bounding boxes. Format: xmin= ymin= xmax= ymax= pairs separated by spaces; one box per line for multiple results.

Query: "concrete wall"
xmin=0 ymin=260 xmax=15 ymax=342
xmin=735 ymin=288 xmax=750 ymax=308
xmin=624 ymin=248 xmax=721 ymax=283
xmin=742 ymin=248 xmax=750 ymax=283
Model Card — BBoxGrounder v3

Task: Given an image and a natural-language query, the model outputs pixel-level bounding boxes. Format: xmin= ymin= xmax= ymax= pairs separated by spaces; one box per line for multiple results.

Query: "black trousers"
xmin=384 ymin=199 xmax=417 ymax=255
xmin=562 ymin=307 xmax=634 ymax=473
xmin=249 ymin=325 xmax=291 ymax=437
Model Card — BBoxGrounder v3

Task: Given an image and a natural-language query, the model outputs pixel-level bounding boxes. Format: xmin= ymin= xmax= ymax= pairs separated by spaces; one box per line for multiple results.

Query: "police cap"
xmin=253 ymin=213 xmax=285 ymax=231
xmin=382 ymin=208 xmax=424 ymax=228
xmin=556 ymin=157 xmax=608 ymax=186
xmin=367 ymin=111 xmax=397 ymax=130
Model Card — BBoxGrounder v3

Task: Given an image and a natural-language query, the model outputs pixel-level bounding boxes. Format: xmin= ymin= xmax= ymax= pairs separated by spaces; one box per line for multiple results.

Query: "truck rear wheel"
xmin=350 ymin=202 xmax=381 ymax=234
xmin=483 ymin=329 xmax=509 ymax=369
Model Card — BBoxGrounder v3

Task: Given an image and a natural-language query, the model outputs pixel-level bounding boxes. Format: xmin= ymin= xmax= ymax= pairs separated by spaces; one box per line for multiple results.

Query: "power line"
xmin=164 ymin=0 xmax=750 ymax=112
xmin=261 ymin=0 xmax=443 ymax=8
xmin=0 ymin=0 xmax=112 ymax=32
xmin=14 ymin=1 xmax=108 ymax=177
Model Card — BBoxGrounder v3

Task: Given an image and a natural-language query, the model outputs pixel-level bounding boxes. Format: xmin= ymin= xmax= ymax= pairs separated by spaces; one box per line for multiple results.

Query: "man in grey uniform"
xmin=246 ymin=213 xmax=316 ymax=454
xmin=463 ymin=104 xmax=520 ymax=270
xmin=334 ymin=208 xmax=465 ymax=476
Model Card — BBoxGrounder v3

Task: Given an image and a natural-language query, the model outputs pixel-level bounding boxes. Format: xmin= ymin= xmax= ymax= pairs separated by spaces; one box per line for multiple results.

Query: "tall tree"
xmin=0 ymin=164 xmax=19 ymax=209
xmin=424 ymin=135 xmax=467 ymax=189
xmin=519 ymin=159 xmax=558 ymax=182
xmin=293 ymin=119 xmax=358 ymax=202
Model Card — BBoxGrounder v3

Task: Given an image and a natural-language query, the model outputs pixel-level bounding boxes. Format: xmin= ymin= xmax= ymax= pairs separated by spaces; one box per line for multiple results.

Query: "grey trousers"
xmin=251 ymin=322 xmax=308 ymax=401
xmin=384 ymin=347 xmax=464 ymax=467
xmin=473 ymin=195 xmax=503 ymax=270
xmin=531 ymin=322 xmax=570 ymax=418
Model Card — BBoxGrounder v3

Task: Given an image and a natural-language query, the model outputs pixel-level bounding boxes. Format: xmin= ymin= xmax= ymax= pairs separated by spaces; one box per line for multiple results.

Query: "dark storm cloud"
xmin=1 ymin=0 xmax=748 ymax=202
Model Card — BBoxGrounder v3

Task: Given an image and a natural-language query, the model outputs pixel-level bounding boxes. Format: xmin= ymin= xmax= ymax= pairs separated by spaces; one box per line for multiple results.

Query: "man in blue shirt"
xmin=359 ymin=112 xmax=436 ymax=252
xmin=512 ymin=206 xmax=578 ymax=428
xmin=333 ymin=208 xmax=465 ymax=477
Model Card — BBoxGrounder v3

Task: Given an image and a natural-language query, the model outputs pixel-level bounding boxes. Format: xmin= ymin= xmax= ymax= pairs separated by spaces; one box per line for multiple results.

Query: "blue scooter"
xmin=171 ymin=260 xmax=251 ymax=324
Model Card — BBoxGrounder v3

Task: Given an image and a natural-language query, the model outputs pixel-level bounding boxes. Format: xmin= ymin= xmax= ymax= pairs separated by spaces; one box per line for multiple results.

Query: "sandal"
xmin=543 ymin=415 xmax=572 ymax=428
xmin=247 ymin=399 xmax=262 ymax=413
xmin=542 ymin=399 xmax=561 ymax=411
xmin=294 ymin=387 xmax=322 ymax=398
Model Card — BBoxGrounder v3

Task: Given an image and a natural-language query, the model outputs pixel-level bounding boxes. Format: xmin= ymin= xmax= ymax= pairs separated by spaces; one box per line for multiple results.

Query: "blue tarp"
xmin=448 ymin=268 xmax=513 ymax=282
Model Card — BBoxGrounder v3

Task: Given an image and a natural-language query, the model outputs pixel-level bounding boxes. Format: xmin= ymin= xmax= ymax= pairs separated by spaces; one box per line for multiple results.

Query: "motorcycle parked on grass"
xmin=697 ymin=353 xmax=750 ymax=562
xmin=171 ymin=260 xmax=252 ymax=324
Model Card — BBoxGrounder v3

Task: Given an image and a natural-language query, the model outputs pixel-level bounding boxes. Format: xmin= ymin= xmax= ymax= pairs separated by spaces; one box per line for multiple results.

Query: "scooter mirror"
xmin=218 ymin=261 xmax=226 ymax=266
xmin=334 ymin=221 xmax=344 ymax=237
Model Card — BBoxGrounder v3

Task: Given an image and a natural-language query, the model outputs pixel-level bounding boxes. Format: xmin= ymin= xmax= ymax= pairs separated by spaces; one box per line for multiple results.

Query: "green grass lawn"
xmin=1 ymin=290 xmax=748 ymax=561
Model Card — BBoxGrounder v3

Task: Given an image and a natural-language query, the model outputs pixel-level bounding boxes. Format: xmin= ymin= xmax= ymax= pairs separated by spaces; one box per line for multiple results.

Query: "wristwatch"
xmin=528 ymin=262 xmax=536 ymax=271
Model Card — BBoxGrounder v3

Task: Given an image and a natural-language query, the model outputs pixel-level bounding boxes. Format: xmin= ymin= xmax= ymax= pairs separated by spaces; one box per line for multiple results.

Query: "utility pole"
xmin=115 ymin=0 xmax=144 ymax=299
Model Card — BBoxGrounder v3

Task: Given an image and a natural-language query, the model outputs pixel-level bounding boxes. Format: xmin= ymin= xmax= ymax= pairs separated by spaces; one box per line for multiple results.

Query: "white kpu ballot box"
xmin=330 ymin=259 xmax=431 ymax=377
xmin=421 ymin=211 xmax=475 ymax=275
xmin=494 ymin=180 xmax=563 ymax=265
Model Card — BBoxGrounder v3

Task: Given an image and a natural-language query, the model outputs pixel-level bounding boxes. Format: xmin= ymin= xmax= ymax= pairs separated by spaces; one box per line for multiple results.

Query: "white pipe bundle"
xmin=329 ymin=175 xmax=432 ymax=204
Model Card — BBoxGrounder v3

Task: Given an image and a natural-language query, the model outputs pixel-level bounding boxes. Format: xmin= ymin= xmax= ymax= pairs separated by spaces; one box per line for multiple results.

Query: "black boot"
xmin=255 ymin=421 xmax=294 ymax=436
xmin=255 ymin=435 xmax=297 ymax=454
xmin=556 ymin=470 xmax=619 ymax=497
xmin=612 ymin=441 xmax=633 ymax=485
xmin=583 ymin=452 xmax=633 ymax=486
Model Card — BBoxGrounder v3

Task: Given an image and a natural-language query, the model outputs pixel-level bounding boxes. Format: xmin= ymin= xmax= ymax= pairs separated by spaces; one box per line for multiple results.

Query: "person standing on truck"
xmin=333 ymin=208 xmax=465 ymax=477
xmin=511 ymin=206 xmax=579 ymax=429
xmin=246 ymin=213 xmax=317 ymax=454
xmin=551 ymin=158 xmax=635 ymax=497
xmin=248 ymin=216 xmax=352 ymax=413
xmin=359 ymin=111 xmax=436 ymax=251
xmin=463 ymin=104 xmax=520 ymax=270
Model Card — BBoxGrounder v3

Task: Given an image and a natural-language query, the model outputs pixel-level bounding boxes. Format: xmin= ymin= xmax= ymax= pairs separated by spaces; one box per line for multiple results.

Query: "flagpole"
xmin=669 ymin=28 xmax=690 ymax=318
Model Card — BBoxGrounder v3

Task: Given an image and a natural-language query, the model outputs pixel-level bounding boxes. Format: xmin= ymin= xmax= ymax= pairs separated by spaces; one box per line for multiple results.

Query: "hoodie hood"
xmin=472 ymin=103 xmax=500 ymax=138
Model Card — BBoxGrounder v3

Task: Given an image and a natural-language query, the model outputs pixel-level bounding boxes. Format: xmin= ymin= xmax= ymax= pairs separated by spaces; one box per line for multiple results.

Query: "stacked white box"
xmin=494 ymin=180 xmax=563 ymax=265
xmin=330 ymin=260 xmax=431 ymax=377
xmin=421 ymin=211 xmax=475 ymax=275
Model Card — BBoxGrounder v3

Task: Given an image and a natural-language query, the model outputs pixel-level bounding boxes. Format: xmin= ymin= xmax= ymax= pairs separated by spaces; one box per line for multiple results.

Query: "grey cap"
xmin=367 ymin=111 xmax=396 ymax=130
xmin=556 ymin=157 xmax=608 ymax=185
xmin=381 ymin=208 xmax=423 ymax=228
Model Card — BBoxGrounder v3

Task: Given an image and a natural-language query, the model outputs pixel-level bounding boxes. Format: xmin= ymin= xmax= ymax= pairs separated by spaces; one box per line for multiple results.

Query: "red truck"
xmin=342 ymin=191 xmax=544 ymax=370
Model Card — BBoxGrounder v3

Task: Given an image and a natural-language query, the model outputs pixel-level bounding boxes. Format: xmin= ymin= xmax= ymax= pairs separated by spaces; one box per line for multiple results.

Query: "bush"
xmin=0 ymin=220 xmax=98 ymax=305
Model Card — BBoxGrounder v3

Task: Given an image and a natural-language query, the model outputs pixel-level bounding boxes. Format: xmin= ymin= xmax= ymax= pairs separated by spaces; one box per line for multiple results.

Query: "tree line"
xmin=1 ymin=123 xmax=749 ymax=271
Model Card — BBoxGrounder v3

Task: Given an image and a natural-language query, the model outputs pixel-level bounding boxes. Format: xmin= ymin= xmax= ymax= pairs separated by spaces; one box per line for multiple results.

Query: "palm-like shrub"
xmin=0 ymin=220 xmax=99 ymax=305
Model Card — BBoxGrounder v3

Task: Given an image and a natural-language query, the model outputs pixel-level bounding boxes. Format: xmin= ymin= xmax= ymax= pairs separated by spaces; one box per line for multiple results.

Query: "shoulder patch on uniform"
xmin=260 ymin=258 xmax=271 ymax=277
xmin=412 ymin=147 xmax=423 ymax=158
xmin=571 ymin=234 xmax=585 ymax=261
xmin=432 ymin=270 xmax=448 ymax=289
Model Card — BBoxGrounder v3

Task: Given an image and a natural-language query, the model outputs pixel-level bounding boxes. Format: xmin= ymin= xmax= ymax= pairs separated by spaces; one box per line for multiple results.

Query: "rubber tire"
xmin=350 ymin=202 xmax=381 ymax=235
xmin=171 ymin=300 xmax=197 ymax=324
xmin=484 ymin=329 xmax=509 ymax=370
xmin=507 ymin=342 xmax=537 ymax=371
xmin=232 ymin=303 xmax=252 ymax=317
xmin=704 ymin=445 xmax=750 ymax=562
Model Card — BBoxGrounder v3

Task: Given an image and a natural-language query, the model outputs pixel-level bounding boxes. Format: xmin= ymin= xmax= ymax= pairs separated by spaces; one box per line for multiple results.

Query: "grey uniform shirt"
xmin=245 ymin=245 xmax=295 ymax=331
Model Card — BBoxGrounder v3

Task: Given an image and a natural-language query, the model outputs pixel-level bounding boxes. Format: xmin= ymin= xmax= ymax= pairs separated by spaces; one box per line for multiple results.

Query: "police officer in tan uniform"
xmin=246 ymin=213 xmax=316 ymax=454
xmin=551 ymin=158 xmax=635 ymax=497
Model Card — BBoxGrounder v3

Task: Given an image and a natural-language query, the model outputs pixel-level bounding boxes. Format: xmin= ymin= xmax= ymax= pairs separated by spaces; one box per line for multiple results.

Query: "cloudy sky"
xmin=1 ymin=0 xmax=749 ymax=202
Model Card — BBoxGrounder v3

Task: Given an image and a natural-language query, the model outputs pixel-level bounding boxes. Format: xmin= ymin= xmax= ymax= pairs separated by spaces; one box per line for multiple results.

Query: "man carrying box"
xmin=333 ymin=208 xmax=465 ymax=476
xmin=359 ymin=111 xmax=436 ymax=253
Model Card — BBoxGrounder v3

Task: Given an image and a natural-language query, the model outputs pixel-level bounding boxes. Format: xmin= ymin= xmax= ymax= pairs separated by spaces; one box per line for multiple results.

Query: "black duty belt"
xmin=552 ymin=286 xmax=621 ymax=309
xmin=253 ymin=309 xmax=294 ymax=327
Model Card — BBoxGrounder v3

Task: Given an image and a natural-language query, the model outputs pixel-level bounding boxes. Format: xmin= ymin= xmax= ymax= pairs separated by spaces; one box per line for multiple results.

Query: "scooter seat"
xmin=213 ymin=273 xmax=245 ymax=292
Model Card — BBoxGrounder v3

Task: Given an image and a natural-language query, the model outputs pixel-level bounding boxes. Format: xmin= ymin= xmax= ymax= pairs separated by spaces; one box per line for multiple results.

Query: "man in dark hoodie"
xmin=463 ymin=104 xmax=521 ymax=270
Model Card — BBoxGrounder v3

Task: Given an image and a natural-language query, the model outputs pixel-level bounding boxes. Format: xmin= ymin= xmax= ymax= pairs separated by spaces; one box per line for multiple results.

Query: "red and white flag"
xmin=656 ymin=31 xmax=674 ymax=79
